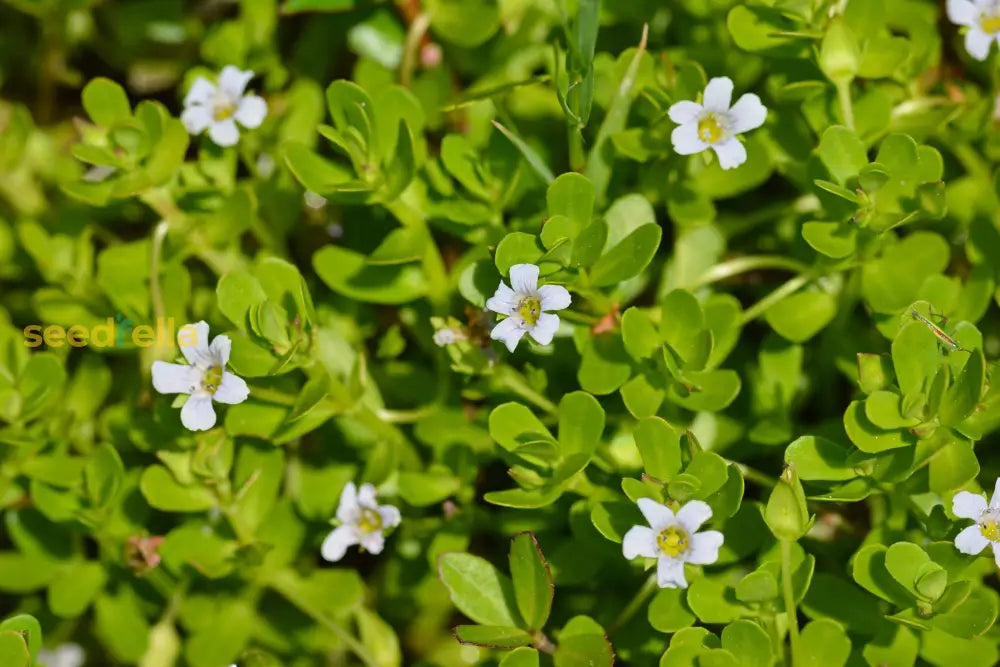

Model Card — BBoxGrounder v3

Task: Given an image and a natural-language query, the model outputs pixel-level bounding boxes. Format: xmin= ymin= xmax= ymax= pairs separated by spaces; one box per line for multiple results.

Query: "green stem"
xmin=608 ymin=572 xmax=658 ymax=635
xmin=247 ymin=385 xmax=297 ymax=406
xmin=835 ymin=80 xmax=854 ymax=130
xmin=495 ymin=367 xmax=558 ymax=415
xmin=741 ymin=273 xmax=811 ymax=324
xmin=150 ymin=221 xmax=169 ymax=328
xmin=765 ymin=614 xmax=785 ymax=666
xmin=270 ymin=575 xmax=377 ymax=667
xmin=568 ymin=126 xmax=585 ymax=172
xmin=400 ymin=12 xmax=430 ymax=88
xmin=780 ymin=539 xmax=801 ymax=666
xmin=688 ymin=256 xmax=810 ymax=289
xmin=730 ymin=461 xmax=776 ymax=488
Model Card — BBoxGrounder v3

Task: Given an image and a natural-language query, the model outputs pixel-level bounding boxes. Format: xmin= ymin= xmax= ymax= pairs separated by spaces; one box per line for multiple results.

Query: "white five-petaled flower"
xmin=485 ymin=263 xmax=571 ymax=353
xmin=668 ymin=76 xmax=767 ymax=170
xmin=952 ymin=479 xmax=1000 ymax=565
xmin=321 ymin=482 xmax=401 ymax=562
xmin=622 ymin=498 xmax=724 ymax=588
xmin=947 ymin=0 xmax=1000 ymax=61
xmin=433 ymin=327 xmax=465 ymax=346
xmin=151 ymin=321 xmax=250 ymax=431
xmin=37 ymin=644 xmax=85 ymax=667
xmin=181 ymin=66 xmax=267 ymax=147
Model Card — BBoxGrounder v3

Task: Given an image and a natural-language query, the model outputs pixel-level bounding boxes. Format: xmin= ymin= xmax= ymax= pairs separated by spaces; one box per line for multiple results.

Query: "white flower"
xmin=38 ymin=644 xmax=85 ymax=667
xmin=485 ymin=263 xmax=571 ymax=353
xmin=952 ymin=478 xmax=1000 ymax=565
xmin=622 ymin=498 xmax=724 ymax=588
xmin=181 ymin=65 xmax=267 ymax=147
xmin=947 ymin=0 xmax=1000 ymax=61
xmin=151 ymin=321 xmax=249 ymax=431
xmin=321 ymin=482 xmax=401 ymax=562
xmin=668 ymin=76 xmax=767 ymax=170
xmin=433 ymin=327 xmax=465 ymax=346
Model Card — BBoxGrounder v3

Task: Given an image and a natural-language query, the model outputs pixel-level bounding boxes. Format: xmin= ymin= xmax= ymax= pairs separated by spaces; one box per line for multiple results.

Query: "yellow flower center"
xmin=656 ymin=525 xmax=690 ymax=558
xmin=202 ymin=365 xmax=223 ymax=395
xmin=517 ymin=296 xmax=542 ymax=326
xmin=981 ymin=14 xmax=1000 ymax=34
xmin=358 ymin=507 xmax=383 ymax=534
xmin=981 ymin=519 xmax=1000 ymax=542
xmin=698 ymin=114 xmax=725 ymax=144
xmin=213 ymin=99 xmax=237 ymax=122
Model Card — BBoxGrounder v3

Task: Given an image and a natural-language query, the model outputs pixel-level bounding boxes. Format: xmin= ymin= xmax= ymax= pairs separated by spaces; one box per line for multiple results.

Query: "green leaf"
xmin=784 ymin=435 xmax=856 ymax=481
xmin=764 ymin=291 xmax=836 ymax=343
xmin=313 ymin=245 xmax=427 ymax=304
xmin=735 ymin=571 xmax=779 ymax=603
xmin=47 ymin=561 xmax=107 ymax=618
xmin=82 ymin=78 xmax=132 ymax=126
xmin=438 ymin=553 xmax=522 ymax=627
xmin=495 ymin=233 xmax=546 ymax=276
xmin=95 ymin=589 xmax=150 ymax=661
xmin=84 ymin=443 xmax=124 ymax=508
xmin=547 ymin=173 xmax=594 ymax=233
xmin=553 ymin=616 xmax=613 ymax=667
xmin=816 ymin=126 xmax=868 ymax=185
xmin=454 ymin=625 xmax=532 ymax=649
xmin=634 ymin=417 xmax=682 ymax=482
xmin=0 ymin=614 xmax=41 ymax=658
xmin=940 ymin=350 xmax=985 ymax=426
xmin=720 ymin=620 xmax=772 ymax=667
xmin=891 ymin=321 xmax=940 ymax=398
xmin=648 ymin=587 xmax=696 ymax=633
xmin=491 ymin=121 xmax=554 ymax=185
xmin=0 ymin=632 xmax=29 ymax=667
xmin=139 ymin=465 xmax=216 ymax=512
xmin=500 ymin=647 xmax=540 ymax=667
xmin=589 ymin=223 xmax=661 ymax=287
xmin=426 ymin=0 xmax=500 ymax=47
xmin=799 ymin=619 xmax=851 ymax=667
xmin=558 ymin=391 xmax=604 ymax=458
xmin=843 ymin=400 xmax=915 ymax=453
xmin=508 ymin=533 xmax=553 ymax=631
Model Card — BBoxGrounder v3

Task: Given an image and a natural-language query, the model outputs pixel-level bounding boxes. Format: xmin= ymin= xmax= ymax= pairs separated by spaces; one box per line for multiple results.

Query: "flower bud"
xmin=765 ymin=465 xmax=812 ymax=541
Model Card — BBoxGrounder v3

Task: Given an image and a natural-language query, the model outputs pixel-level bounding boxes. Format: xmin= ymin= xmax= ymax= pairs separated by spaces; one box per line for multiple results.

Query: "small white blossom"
xmin=181 ymin=66 xmax=267 ymax=147
xmin=668 ymin=76 xmax=767 ymax=170
xmin=953 ymin=478 xmax=1000 ymax=565
xmin=947 ymin=0 xmax=1000 ymax=61
xmin=151 ymin=321 xmax=249 ymax=431
xmin=486 ymin=263 xmax=571 ymax=353
xmin=83 ymin=165 xmax=116 ymax=182
xmin=321 ymin=482 xmax=401 ymax=562
xmin=38 ymin=644 xmax=85 ymax=667
xmin=622 ymin=498 xmax=724 ymax=589
xmin=433 ymin=327 xmax=465 ymax=346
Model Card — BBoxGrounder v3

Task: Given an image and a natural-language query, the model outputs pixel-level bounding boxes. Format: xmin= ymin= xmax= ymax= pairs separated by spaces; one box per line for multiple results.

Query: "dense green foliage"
xmin=1 ymin=0 xmax=1000 ymax=666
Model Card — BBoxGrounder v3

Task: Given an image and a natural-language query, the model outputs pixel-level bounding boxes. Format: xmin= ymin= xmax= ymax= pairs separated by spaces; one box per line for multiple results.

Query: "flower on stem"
xmin=151 ymin=321 xmax=249 ymax=431
xmin=321 ymin=482 xmax=401 ymax=562
xmin=947 ymin=0 xmax=1000 ymax=61
xmin=622 ymin=498 xmax=724 ymax=588
xmin=486 ymin=263 xmax=571 ymax=353
xmin=181 ymin=65 xmax=267 ymax=147
xmin=37 ymin=644 xmax=85 ymax=667
xmin=668 ymin=76 xmax=767 ymax=170
xmin=953 ymin=479 xmax=1000 ymax=565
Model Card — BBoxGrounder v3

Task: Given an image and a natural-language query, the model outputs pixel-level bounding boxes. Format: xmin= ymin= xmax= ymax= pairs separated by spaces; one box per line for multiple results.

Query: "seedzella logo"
xmin=23 ymin=316 xmax=199 ymax=349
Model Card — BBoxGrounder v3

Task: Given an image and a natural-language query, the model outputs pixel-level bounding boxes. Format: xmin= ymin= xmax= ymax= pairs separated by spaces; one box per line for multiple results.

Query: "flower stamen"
xmin=202 ymin=364 xmax=223 ymax=395
xmin=517 ymin=296 xmax=542 ymax=326
xmin=697 ymin=114 xmax=725 ymax=144
xmin=982 ymin=13 xmax=1000 ymax=34
xmin=657 ymin=525 xmax=690 ymax=558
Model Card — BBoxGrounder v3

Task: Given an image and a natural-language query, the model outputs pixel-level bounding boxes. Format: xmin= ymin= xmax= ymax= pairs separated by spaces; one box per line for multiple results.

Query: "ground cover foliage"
xmin=1 ymin=0 xmax=1000 ymax=665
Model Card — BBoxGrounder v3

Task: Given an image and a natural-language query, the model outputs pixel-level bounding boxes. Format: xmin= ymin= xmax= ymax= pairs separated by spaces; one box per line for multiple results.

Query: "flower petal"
xmin=218 ymin=65 xmax=254 ymax=98
xmin=656 ymin=556 xmax=687 ymax=588
xmin=671 ymin=122 xmax=709 ymax=156
xmin=668 ymin=100 xmax=703 ymax=125
xmin=379 ymin=504 xmax=402 ymax=528
xmin=676 ymin=500 xmax=713 ymax=533
xmin=955 ymin=524 xmax=990 ymax=555
xmin=337 ymin=482 xmax=359 ymax=522
xmin=180 ymin=396 xmax=217 ymax=431
xmin=209 ymin=119 xmax=240 ymax=147
xmin=151 ymin=361 xmax=196 ymax=395
xmin=179 ymin=321 xmax=211 ymax=365
xmin=528 ymin=313 xmax=560 ymax=346
xmin=990 ymin=478 xmax=1000 ymax=508
xmin=358 ymin=483 xmax=378 ymax=507
xmin=321 ymin=526 xmax=358 ymax=562
xmin=637 ymin=497 xmax=675 ymax=531
xmin=623 ymin=525 xmax=659 ymax=560
xmin=486 ymin=282 xmax=518 ymax=315
xmin=509 ymin=263 xmax=540 ymax=295
xmin=948 ymin=0 xmax=979 ymax=25
xmin=360 ymin=530 xmax=386 ymax=554
xmin=181 ymin=105 xmax=212 ymax=135
xmin=491 ymin=317 xmax=528 ymax=353
xmin=209 ymin=334 xmax=232 ymax=366
xmin=538 ymin=284 xmax=571 ymax=311
xmin=184 ymin=77 xmax=216 ymax=107
xmin=686 ymin=530 xmax=724 ymax=565
xmin=235 ymin=94 xmax=267 ymax=129
xmin=954 ymin=490 xmax=988 ymax=518
xmin=728 ymin=93 xmax=768 ymax=134
xmin=712 ymin=137 xmax=748 ymax=170
xmin=992 ymin=541 xmax=1000 ymax=567
xmin=213 ymin=372 xmax=249 ymax=404
xmin=703 ymin=76 xmax=734 ymax=112
xmin=965 ymin=27 xmax=993 ymax=61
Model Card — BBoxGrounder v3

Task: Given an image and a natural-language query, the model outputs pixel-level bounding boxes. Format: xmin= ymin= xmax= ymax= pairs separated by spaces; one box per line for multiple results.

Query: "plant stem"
xmin=269 ymin=575 xmax=377 ymax=667
xmin=835 ymin=81 xmax=854 ymax=130
xmin=399 ymin=12 xmax=430 ymax=88
xmin=495 ymin=367 xmax=558 ymax=415
xmin=688 ymin=256 xmax=810 ymax=289
xmin=780 ymin=539 xmax=801 ymax=666
xmin=741 ymin=273 xmax=811 ymax=324
xmin=150 ymin=221 xmax=169 ymax=328
xmin=246 ymin=385 xmax=297 ymax=406
xmin=608 ymin=572 xmax=658 ymax=634
xmin=568 ymin=126 xmax=586 ymax=172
